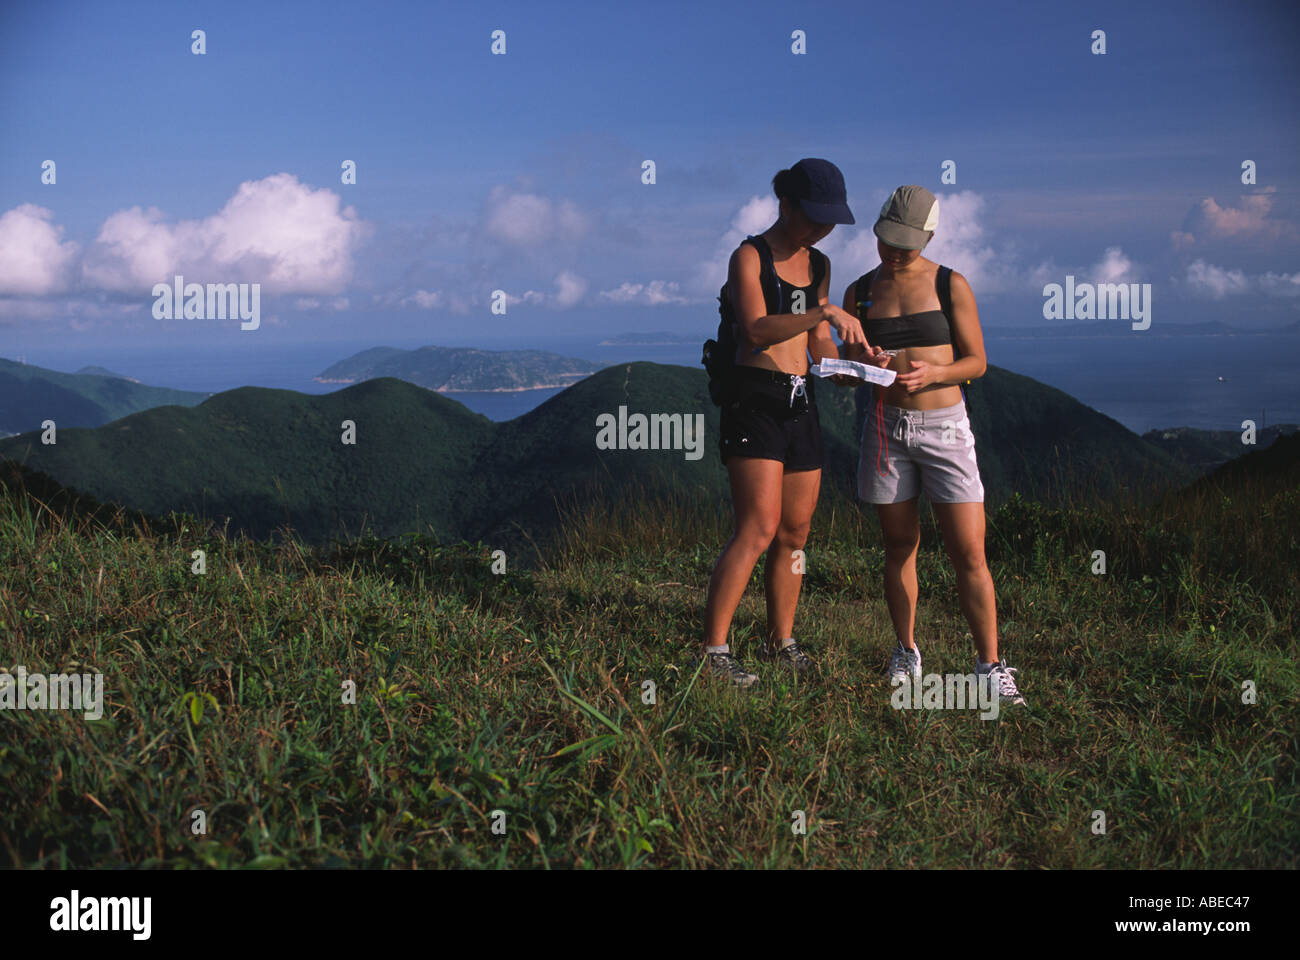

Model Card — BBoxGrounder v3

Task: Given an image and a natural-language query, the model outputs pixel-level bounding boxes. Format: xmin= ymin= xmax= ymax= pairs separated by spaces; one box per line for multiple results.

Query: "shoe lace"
xmin=989 ymin=664 xmax=1020 ymax=698
xmin=709 ymin=651 xmax=748 ymax=677
xmin=782 ymin=640 xmax=810 ymax=663
xmin=890 ymin=645 xmax=917 ymax=670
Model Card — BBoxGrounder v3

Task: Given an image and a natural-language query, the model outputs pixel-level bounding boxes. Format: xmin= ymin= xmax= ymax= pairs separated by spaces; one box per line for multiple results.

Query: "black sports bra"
xmin=853 ymin=267 xmax=956 ymax=352
xmin=747 ymin=235 xmax=825 ymax=315
xmin=864 ymin=310 xmax=951 ymax=350
xmin=773 ymin=272 xmax=820 ymax=316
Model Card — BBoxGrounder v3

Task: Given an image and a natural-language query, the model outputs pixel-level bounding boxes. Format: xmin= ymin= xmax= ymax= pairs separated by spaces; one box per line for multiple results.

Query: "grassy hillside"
xmin=0 ymin=358 xmax=210 ymax=436
xmin=0 ymin=380 xmax=495 ymax=545
xmin=0 ymin=430 xmax=1294 ymax=868
xmin=0 ymin=363 xmax=1194 ymax=551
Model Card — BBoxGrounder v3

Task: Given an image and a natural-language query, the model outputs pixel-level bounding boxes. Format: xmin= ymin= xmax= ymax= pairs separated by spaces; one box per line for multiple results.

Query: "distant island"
xmin=313 ymin=345 xmax=599 ymax=392
xmin=75 ymin=365 xmax=140 ymax=383
xmin=598 ymin=331 xmax=700 ymax=347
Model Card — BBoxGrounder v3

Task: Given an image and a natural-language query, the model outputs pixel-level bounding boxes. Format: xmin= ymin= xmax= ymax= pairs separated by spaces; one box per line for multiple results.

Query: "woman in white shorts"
xmin=842 ymin=185 xmax=1025 ymax=705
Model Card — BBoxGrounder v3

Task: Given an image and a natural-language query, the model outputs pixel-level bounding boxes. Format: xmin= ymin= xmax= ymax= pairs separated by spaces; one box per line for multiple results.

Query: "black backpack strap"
xmin=936 ymin=266 xmax=958 ymax=360
xmin=937 ymin=265 xmax=953 ymax=319
xmin=853 ymin=268 xmax=877 ymax=319
xmin=743 ymin=235 xmax=782 ymax=316
xmin=809 ymin=247 xmax=827 ymax=291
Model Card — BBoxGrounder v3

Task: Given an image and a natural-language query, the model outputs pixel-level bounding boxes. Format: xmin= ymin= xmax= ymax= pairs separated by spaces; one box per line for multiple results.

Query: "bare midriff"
xmin=877 ymin=343 xmax=960 ymax=410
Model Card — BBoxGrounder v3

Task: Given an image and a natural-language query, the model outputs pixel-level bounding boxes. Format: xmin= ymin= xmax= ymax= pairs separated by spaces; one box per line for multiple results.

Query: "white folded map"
xmin=809 ymin=356 xmax=897 ymax=387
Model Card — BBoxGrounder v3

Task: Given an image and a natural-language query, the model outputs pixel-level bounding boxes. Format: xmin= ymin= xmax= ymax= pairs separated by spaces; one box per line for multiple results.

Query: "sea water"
xmin=11 ymin=333 xmax=1299 ymax=434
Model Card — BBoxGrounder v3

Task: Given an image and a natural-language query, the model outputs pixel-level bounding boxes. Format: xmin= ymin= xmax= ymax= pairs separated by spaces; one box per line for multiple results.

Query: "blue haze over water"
xmin=11 ymin=333 xmax=1299 ymax=437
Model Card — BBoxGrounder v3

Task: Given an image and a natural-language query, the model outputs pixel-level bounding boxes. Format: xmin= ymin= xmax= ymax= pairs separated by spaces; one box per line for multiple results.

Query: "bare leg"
xmin=764 ymin=468 xmax=822 ymax=644
xmin=703 ymin=457 xmax=784 ymax=648
xmin=876 ymin=500 xmax=921 ymax=649
xmin=931 ymin=501 xmax=998 ymax=663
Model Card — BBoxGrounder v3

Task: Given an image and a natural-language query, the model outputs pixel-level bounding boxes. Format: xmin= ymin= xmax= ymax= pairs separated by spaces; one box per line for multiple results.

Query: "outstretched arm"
xmin=839 ymin=280 xmax=890 ymax=367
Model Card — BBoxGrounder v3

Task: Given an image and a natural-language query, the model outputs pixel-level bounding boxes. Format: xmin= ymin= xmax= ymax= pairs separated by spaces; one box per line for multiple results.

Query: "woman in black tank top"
xmin=699 ymin=159 xmax=873 ymax=687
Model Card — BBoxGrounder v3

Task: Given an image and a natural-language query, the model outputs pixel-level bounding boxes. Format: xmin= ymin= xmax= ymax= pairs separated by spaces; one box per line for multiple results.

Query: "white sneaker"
xmin=888 ymin=643 xmax=922 ymax=683
xmin=979 ymin=660 xmax=1026 ymax=706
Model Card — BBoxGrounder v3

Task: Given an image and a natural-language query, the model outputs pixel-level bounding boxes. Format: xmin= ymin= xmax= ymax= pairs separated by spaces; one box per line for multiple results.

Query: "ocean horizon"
xmin=8 ymin=331 xmax=1298 ymax=436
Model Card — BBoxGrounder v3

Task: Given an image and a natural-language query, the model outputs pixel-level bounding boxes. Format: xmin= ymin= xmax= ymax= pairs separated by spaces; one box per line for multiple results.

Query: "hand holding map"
xmin=809 ymin=356 xmax=897 ymax=387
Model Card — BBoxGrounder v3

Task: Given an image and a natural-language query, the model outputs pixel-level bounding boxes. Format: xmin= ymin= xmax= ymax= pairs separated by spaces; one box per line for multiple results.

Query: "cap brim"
xmin=799 ymin=198 xmax=855 ymax=225
xmin=873 ymin=219 xmax=931 ymax=250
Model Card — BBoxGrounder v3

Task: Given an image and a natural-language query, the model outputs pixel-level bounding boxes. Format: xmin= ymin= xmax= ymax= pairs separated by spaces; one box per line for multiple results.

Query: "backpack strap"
xmin=936 ymin=266 xmax=958 ymax=360
xmin=936 ymin=265 xmax=972 ymax=395
xmin=809 ymin=247 xmax=827 ymax=292
xmin=743 ymin=235 xmax=782 ymax=316
xmin=852 ymin=268 xmax=877 ymax=319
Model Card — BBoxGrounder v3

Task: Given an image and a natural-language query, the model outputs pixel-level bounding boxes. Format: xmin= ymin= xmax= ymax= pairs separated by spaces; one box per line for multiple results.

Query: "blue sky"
xmin=1 ymin=0 xmax=1297 ymax=353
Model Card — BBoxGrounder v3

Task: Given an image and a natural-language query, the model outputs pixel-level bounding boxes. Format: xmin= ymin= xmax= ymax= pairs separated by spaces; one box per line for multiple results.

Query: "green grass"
xmin=0 ymin=462 xmax=1295 ymax=869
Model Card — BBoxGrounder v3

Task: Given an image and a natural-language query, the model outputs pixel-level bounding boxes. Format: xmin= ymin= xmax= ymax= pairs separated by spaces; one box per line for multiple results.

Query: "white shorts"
xmin=858 ymin=397 xmax=985 ymax=504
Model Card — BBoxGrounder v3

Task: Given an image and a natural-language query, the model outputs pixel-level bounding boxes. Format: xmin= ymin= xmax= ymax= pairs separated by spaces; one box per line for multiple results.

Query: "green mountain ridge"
xmin=1144 ymin=423 xmax=1300 ymax=473
xmin=0 ymin=357 xmax=211 ymax=437
xmin=0 ymin=363 xmax=1200 ymax=547
xmin=75 ymin=364 xmax=138 ymax=381
xmin=1188 ymin=430 xmax=1300 ymax=495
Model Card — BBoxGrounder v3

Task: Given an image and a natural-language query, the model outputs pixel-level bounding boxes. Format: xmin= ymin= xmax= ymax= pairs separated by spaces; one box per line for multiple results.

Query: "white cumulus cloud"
xmin=403 ymin=290 xmax=443 ymax=309
xmin=1089 ymin=246 xmax=1139 ymax=284
xmin=0 ymin=204 xmax=80 ymax=296
xmin=80 ymin=173 xmax=369 ymax=294
xmin=1185 ymin=260 xmax=1250 ymax=297
xmin=1172 ymin=188 xmax=1296 ymax=247
xmin=1259 ymin=271 xmax=1300 ymax=296
xmin=903 ymin=191 xmax=1007 ymax=292
xmin=484 ymin=187 xmax=586 ymax=246
xmin=505 ymin=272 xmax=588 ymax=309
xmin=1184 ymin=260 xmax=1299 ymax=298
xmin=599 ymin=279 xmax=689 ymax=305
xmin=697 ymin=195 xmax=779 ymax=294
xmin=553 ymin=270 xmax=587 ymax=308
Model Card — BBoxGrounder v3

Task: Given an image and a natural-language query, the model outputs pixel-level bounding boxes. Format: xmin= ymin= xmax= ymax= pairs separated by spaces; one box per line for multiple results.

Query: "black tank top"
xmin=748 ymin=235 xmax=825 ymax=315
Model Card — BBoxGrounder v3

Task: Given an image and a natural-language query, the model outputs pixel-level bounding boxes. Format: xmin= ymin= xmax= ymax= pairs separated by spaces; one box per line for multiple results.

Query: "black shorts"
xmin=718 ymin=366 xmax=824 ymax=472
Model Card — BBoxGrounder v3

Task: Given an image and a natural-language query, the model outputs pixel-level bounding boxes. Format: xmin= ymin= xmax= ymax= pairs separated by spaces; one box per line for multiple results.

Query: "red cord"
xmin=875 ymin=388 xmax=890 ymax=477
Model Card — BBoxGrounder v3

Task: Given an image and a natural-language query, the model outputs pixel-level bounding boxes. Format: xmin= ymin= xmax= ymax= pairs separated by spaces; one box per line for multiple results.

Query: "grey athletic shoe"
xmin=758 ymin=639 xmax=816 ymax=675
xmin=888 ymin=642 xmax=922 ymax=683
xmin=980 ymin=661 xmax=1026 ymax=706
xmin=702 ymin=648 xmax=759 ymax=688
